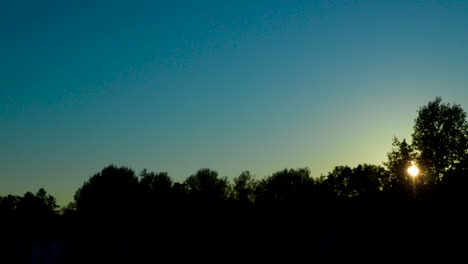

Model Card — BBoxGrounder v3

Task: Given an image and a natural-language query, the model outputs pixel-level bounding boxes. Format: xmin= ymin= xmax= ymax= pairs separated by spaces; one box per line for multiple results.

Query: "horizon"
xmin=1 ymin=0 xmax=468 ymax=206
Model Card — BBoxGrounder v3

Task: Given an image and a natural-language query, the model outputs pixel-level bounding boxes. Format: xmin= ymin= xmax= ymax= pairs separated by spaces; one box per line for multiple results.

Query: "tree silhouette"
xmin=138 ymin=169 xmax=175 ymax=219
xmin=183 ymin=168 xmax=229 ymax=204
xmin=324 ymin=164 xmax=387 ymax=200
xmin=383 ymin=137 xmax=416 ymax=198
xmin=257 ymin=168 xmax=315 ymax=204
xmin=74 ymin=165 xmax=140 ymax=218
xmin=61 ymin=201 xmax=77 ymax=216
xmin=412 ymin=97 xmax=468 ymax=184
xmin=16 ymin=188 xmax=58 ymax=218
xmin=0 ymin=194 xmax=19 ymax=217
xmin=139 ymin=169 xmax=173 ymax=196
xmin=323 ymin=166 xmax=353 ymax=199
xmin=231 ymin=171 xmax=257 ymax=205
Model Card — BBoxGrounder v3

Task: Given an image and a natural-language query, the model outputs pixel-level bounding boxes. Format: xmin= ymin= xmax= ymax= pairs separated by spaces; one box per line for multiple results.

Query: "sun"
xmin=407 ymin=162 xmax=420 ymax=177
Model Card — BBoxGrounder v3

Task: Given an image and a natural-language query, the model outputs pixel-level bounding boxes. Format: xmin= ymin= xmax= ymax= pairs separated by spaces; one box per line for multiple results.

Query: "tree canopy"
xmin=73 ymin=165 xmax=140 ymax=217
xmin=412 ymin=97 xmax=468 ymax=184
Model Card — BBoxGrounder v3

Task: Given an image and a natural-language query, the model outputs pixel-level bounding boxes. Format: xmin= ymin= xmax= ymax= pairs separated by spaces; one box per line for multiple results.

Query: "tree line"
xmin=1 ymin=97 xmax=468 ymax=262
xmin=3 ymin=97 xmax=467 ymax=216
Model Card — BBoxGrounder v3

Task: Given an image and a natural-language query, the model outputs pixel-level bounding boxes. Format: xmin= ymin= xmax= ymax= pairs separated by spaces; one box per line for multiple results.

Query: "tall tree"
xmin=412 ymin=97 xmax=468 ymax=184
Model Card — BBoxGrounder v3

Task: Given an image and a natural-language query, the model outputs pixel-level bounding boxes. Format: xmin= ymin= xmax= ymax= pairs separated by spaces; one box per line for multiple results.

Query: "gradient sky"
xmin=1 ymin=0 xmax=468 ymax=205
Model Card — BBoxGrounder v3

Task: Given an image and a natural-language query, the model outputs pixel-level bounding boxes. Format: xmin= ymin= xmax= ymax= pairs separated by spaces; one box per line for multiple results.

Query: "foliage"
xmin=231 ymin=171 xmax=257 ymax=204
xmin=256 ymin=168 xmax=315 ymax=203
xmin=383 ymin=137 xmax=416 ymax=194
xmin=0 ymin=194 xmax=20 ymax=217
xmin=324 ymin=164 xmax=387 ymax=199
xmin=184 ymin=168 xmax=229 ymax=203
xmin=412 ymin=97 xmax=468 ymax=184
xmin=73 ymin=165 xmax=140 ymax=217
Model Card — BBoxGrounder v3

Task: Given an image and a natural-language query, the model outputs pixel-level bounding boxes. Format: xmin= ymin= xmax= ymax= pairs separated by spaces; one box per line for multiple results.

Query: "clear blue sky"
xmin=1 ymin=0 xmax=467 ymax=205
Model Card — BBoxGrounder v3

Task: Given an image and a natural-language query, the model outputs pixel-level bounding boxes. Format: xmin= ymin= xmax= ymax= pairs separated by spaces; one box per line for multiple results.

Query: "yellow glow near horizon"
xmin=407 ymin=163 xmax=420 ymax=177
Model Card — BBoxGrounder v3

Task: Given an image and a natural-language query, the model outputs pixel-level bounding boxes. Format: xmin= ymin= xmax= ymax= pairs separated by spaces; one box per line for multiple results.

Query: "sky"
xmin=1 ymin=0 xmax=468 ymax=206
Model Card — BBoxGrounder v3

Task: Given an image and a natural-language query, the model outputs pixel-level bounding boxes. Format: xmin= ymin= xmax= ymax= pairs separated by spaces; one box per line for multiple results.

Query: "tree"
xmin=139 ymin=169 xmax=173 ymax=199
xmin=61 ymin=201 xmax=77 ymax=216
xmin=383 ymin=137 xmax=416 ymax=195
xmin=139 ymin=169 xmax=175 ymax=216
xmin=324 ymin=164 xmax=387 ymax=199
xmin=352 ymin=164 xmax=388 ymax=198
xmin=184 ymin=168 xmax=229 ymax=204
xmin=231 ymin=171 xmax=257 ymax=205
xmin=74 ymin=165 xmax=140 ymax=217
xmin=324 ymin=166 xmax=353 ymax=199
xmin=36 ymin=188 xmax=59 ymax=212
xmin=16 ymin=188 xmax=58 ymax=218
xmin=257 ymin=168 xmax=315 ymax=204
xmin=0 ymin=194 xmax=20 ymax=217
xmin=412 ymin=97 xmax=468 ymax=184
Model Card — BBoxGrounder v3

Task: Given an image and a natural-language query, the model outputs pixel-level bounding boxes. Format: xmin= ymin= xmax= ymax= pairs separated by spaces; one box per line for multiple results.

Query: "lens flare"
xmin=407 ymin=163 xmax=419 ymax=177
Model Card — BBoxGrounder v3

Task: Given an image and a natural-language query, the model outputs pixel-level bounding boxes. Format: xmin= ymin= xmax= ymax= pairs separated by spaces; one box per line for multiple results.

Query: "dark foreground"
xmin=1 ymin=202 xmax=467 ymax=263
